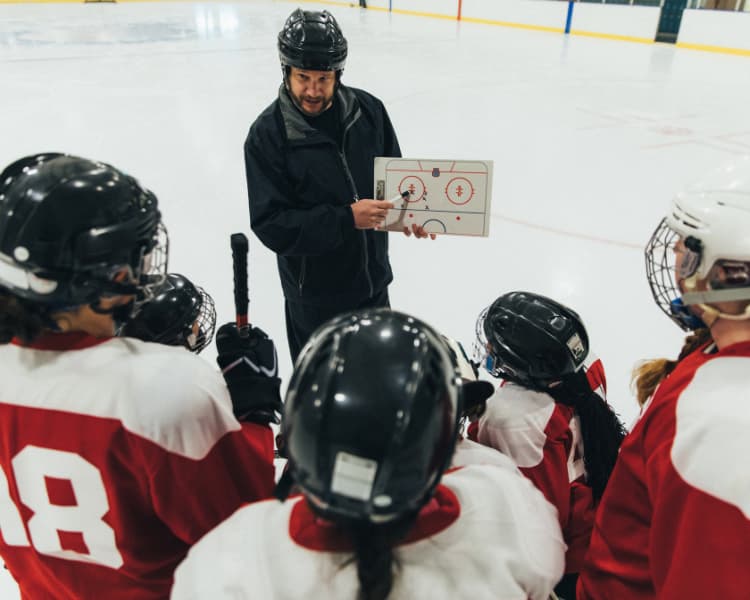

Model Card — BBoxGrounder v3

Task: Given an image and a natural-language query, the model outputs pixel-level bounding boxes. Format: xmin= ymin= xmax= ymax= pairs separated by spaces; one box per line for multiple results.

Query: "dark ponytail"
xmin=0 ymin=291 xmax=51 ymax=344
xmin=547 ymin=371 xmax=627 ymax=501
xmin=346 ymin=512 xmax=418 ymax=600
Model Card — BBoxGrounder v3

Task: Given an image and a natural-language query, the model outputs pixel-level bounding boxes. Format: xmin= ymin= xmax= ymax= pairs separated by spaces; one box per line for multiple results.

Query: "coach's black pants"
xmin=284 ymin=288 xmax=390 ymax=363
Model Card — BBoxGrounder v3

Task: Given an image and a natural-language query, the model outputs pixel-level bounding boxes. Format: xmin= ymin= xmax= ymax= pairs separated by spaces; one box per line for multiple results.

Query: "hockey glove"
xmin=461 ymin=380 xmax=494 ymax=421
xmin=216 ymin=322 xmax=282 ymax=425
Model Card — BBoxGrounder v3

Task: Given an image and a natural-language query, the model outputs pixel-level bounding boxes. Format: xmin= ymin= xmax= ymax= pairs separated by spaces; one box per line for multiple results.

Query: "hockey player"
xmin=0 ymin=154 xmax=277 ymax=599
xmin=471 ymin=291 xmax=625 ymax=599
xmin=172 ymin=309 xmax=565 ymax=600
xmin=121 ymin=273 xmax=217 ymax=353
xmin=579 ymin=156 xmax=750 ymax=599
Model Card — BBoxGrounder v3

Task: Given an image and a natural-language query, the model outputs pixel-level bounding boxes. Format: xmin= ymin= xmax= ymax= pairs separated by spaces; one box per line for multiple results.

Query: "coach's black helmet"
xmin=476 ymin=291 xmax=589 ymax=389
xmin=122 ymin=273 xmax=216 ymax=353
xmin=278 ymin=9 xmax=347 ymax=72
xmin=0 ymin=153 xmax=167 ymax=309
xmin=280 ymin=309 xmax=462 ymax=523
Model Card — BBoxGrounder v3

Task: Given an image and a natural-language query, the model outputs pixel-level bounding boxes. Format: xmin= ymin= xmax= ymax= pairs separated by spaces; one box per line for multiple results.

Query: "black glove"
xmin=461 ymin=380 xmax=495 ymax=421
xmin=216 ymin=322 xmax=282 ymax=425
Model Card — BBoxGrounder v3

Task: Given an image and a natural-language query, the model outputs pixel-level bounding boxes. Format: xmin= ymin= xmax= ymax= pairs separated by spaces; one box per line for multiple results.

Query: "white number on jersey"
xmin=0 ymin=446 xmax=123 ymax=569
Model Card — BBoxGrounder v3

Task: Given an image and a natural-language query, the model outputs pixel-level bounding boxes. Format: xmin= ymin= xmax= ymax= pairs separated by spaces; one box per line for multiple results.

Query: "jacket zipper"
xmin=298 ymin=257 xmax=307 ymax=294
xmin=338 ymin=110 xmax=374 ymax=298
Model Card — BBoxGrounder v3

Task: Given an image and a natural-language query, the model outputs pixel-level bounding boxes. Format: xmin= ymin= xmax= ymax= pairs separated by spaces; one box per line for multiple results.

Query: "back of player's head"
xmin=0 ymin=153 xmax=167 ymax=342
xmin=278 ymin=9 xmax=347 ymax=73
xmin=121 ymin=273 xmax=216 ymax=353
xmin=279 ymin=308 xmax=462 ymax=523
xmin=278 ymin=308 xmax=462 ymax=600
xmin=646 ymin=155 xmax=750 ymax=330
xmin=476 ymin=291 xmax=589 ymax=390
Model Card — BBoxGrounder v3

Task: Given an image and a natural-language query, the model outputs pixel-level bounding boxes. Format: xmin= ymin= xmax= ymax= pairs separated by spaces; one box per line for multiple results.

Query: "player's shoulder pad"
xmin=451 ymin=438 xmax=519 ymax=470
xmin=116 ymin=338 xmax=240 ymax=459
xmin=172 ymin=497 xmax=291 ymax=598
xmin=444 ymin=464 xmax=565 ymax=549
xmin=484 ymin=382 xmax=556 ymax=427
xmin=672 ymin=356 xmax=750 ymax=518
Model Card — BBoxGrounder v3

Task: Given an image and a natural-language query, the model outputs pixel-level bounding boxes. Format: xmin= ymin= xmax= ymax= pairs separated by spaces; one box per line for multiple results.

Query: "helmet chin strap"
xmin=697 ymin=303 xmax=750 ymax=327
xmin=681 ymin=274 xmax=750 ymax=326
xmin=89 ymin=298 xmax=136 ymax=333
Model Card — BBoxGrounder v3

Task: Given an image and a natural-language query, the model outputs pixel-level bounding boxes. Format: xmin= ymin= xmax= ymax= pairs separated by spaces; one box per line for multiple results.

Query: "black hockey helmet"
xmin=279 ymin=308 xmax=462 ymax=523
xmin=0 ymin=153 xmax=167 ymax=309
xmin=121 ymin=273 xmax=216 ymax=353
xmin=475 ymin=291 xmax=589 ymax=389
xmin=278 ymin=9 xmax=347 ymax=72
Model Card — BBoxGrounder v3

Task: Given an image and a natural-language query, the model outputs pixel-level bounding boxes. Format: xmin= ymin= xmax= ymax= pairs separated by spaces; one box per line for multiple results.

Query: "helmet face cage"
xmin=186 ymin=285 xmax=216 ymax=354
xmin=645 ymin=217 xmax=701 ymax=331
xmin=133 ymin=222 xmax=169 ymax=309
xmin=472 ymin=306 xmax=490 ymax=367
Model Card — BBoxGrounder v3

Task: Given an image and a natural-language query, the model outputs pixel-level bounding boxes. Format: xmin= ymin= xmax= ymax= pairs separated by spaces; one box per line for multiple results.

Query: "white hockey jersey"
xmin=172 ymin=464 xmax=565 ymax=600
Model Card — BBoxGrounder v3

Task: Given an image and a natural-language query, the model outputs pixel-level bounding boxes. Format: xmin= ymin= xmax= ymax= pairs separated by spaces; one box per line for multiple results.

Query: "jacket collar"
xmin=278 ymin=84 xmax=360 ymax=143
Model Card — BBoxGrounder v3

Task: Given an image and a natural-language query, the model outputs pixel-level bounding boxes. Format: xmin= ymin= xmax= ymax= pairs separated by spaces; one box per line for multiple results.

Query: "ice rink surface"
xmin=1 ymin=1 xmax=750 ymax=595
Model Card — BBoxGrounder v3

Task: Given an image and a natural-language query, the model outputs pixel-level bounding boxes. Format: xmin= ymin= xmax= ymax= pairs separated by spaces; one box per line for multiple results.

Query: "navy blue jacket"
xmin=244 ymin=85 xmax=401 ymax=307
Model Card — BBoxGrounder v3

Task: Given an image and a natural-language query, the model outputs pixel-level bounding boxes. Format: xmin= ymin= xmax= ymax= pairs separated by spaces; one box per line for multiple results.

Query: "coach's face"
xmin=288 ymin=67 xmax=336 ymax=116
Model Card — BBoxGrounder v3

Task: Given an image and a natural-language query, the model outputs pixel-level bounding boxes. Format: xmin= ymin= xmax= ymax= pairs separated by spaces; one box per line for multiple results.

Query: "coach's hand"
xmin=352 ymin=199 xmax=394 ymax=229
xmin=216 ymin=322 xmax=282 ymax=425
xmin=403 ymin=223 xmax=436 ymax=240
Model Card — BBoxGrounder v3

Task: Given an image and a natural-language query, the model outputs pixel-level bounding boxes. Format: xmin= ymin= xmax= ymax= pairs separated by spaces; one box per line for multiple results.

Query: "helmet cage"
xmin=185 ymin=284 xmax=216 ymax=353
xmin=645 ymin=217 xmax=693 ymax=330
xmin=472 ymin=306 xmax=491 ymax=368
xmin=135 ymin=222 xmax=169 ymax=306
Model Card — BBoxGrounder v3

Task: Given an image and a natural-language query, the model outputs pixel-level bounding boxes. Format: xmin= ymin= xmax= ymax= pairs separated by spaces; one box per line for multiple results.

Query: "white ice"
xmin=2 ymin=1 xmax=750 ymax=596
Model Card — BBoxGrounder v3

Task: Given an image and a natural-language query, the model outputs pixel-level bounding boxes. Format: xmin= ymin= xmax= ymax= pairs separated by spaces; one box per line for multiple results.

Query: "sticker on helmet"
xmin=330 ymin=451 xmax=377 ymax=501
xmin=566 ymin=333 xmax=586 ymax=360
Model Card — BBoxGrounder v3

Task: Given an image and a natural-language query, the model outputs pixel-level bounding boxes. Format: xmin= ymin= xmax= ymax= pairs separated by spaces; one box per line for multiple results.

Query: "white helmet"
xmin=645 ymin=155 xmax=750 ymax=330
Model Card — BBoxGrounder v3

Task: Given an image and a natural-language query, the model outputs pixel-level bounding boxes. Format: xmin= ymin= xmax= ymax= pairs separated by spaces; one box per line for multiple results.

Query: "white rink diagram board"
xmin=374 ymin=158 xmax=493 ymax=236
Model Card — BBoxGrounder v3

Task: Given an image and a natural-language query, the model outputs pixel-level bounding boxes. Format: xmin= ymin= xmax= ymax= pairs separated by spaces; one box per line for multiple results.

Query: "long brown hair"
xmin=0 ymin=291 xmax=51 ymax=344
xmin=631 ymin=328 xmax=712 ymax=407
